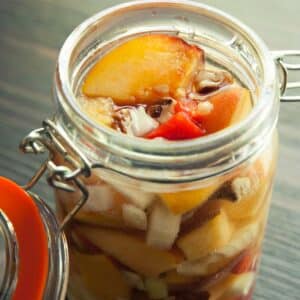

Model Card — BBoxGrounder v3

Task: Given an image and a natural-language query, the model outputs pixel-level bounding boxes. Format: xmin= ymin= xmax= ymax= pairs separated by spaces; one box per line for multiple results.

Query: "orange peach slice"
xmin=164 ymin=270 xmax=199 ymax=287
xmin=217 ymin=160 xmax=270 ymax=223
xmin=159 ymin=180 xmax=222 ymax=215
xmin=72 ymin=252 xmax=131 ymax=300
xmin=201 ymin=87 xmax=252 ymax=134
xmin=82 ymin=34 xmax=203 ymax=105
xmin=177 ymin=209 xmax=233 ymax=261
xmin=76 ymin=225 xmax=183 ymax=277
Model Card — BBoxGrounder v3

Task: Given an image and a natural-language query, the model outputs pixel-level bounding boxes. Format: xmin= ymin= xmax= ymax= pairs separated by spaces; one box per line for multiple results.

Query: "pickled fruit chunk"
xmin=122 ymin=203 xmax=147 ymax=230
xmin=177 ymin=225 xmax=258 ymax=277
xmin=177 ymin=210 xmax=233 ymax=260
xmin=73 ymin=212 xmax=126 ymax=229
xmin=145 ymin=111 xmax=206 ymax=140
xmin=208 ymin=272 xmax=255 ymax=300
xmin=159 ymin=181 xmax=221 ymax=214
xmin=177 ymin=223 xmax=259 ymax=277
xmin=147 ymin=201 xmax=181 ymax=250
xmin=219 ymin=184 xmax=267 ymax=222
xmin=56 ymin=185 xmax=127 ymax=229
xmin=164 ymin=270 xmax=199 ymax=286
xmin=82 ymin=34 xmax=203 ymax=105
xmin=76 ymin=225 xmax=182 ymax=276
xmin=72 ymin=252 xmax=131 ymax=300
xmin=232 ymin=251 xmax=256 ymax=274
xmin=218 ymin=223 xmax=259 ymax=258
xmin=201 ymin=87 xmax=252 ymax=134
xmin=107 ymin=181 xmax=155 ymax=210
xmin=176 ymin=252 xmax=235 ymax=277
xmin=211 ymin=160 xmax=268 ymax=222
xmin=78 ymin=96 xmax=114 ymax=126
xmin=144 ymin=278 xmax=168 ymax=299
xmin=122 ymin=271 xmax=145 ymax=291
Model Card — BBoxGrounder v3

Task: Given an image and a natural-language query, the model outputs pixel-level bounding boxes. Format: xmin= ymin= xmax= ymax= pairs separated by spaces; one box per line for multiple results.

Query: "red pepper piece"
xmin=232 ymin=252 xmax=255 ymax=274
xmin=146 ymin=111 xmax=206 ymax=140
xmin=175 ymin=100 xmax=206 ymax=123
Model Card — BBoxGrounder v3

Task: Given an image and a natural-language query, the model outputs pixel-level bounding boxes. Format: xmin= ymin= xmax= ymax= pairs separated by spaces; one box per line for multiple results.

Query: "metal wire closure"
xmin=273 ymin=50 xmax=300 ymax=102
xmin=0 ymin=210 xmax=18 ymax=300
xmin=19 ymin=119 xmax=92 ymax=231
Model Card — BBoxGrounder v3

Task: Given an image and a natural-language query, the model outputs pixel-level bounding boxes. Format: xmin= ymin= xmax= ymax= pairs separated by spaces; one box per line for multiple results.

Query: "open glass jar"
xmin=6 ymin=0 xmax=299 ymax=299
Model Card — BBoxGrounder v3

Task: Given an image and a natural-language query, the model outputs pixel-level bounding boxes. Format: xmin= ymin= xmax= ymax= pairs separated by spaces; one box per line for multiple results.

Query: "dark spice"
xmin=161 ymin=98 xmax=174 ymax=105
xmin=180 ymin=203 xmax=221 ymax=236
xmin=112 ymin=109 xmax=131 ymax=133
xmin=208 ymin=180 xmax=239 ymax=202
xmin=146 ymin=104 xmax=163 ymax=118
xmin=198 ymin=85 xmax=220 ymax=94
xmin=171 ymin=290 xmax=210 ymax=300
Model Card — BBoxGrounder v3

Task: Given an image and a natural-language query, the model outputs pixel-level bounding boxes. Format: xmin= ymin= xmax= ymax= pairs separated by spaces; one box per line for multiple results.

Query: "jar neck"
xmin=53 ymin=0 xmax=279 ymax=184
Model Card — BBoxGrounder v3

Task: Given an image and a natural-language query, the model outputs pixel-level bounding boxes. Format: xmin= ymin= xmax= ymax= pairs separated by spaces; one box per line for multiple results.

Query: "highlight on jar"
xmin=54 ymin=32 xmax=278 ymax=300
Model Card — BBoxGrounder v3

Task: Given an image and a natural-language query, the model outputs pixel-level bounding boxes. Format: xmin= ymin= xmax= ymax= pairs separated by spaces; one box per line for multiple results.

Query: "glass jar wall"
xmin=51 ymin=1 xmax=280 ymax=299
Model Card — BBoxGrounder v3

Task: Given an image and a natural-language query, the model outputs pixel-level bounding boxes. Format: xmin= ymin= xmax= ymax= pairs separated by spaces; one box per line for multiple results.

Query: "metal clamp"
xmin=272 ymin=50 xmax=300 ymax=102
xmin=19 ymin=119 xmax=92 ymax=231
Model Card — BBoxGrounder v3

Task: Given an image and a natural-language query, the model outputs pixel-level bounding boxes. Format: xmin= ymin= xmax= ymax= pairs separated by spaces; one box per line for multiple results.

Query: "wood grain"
xmin=0 ymin=0 xmax=299 ymax=299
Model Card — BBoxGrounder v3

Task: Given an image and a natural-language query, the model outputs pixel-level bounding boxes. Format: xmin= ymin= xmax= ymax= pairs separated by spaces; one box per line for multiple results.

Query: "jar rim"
xmin=54 ymin=0 xmax=279 ymax=182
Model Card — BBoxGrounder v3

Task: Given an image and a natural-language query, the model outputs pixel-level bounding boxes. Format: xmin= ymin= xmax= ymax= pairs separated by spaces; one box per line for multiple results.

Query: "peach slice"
xmin=56 ymin=184 xmax=128 ymax=229
xmin=164 ymin=270 xmax=199 ymax=287
xmin=176 ymin=223 xmax=259 ymax=277
xmin=217 ymin=161 xmax=270 ymax=223
xmin=144 ymin=278 xmax=168 ymax=299
xmin=82 ymin=34 xmax=204 ymax=105
xmin=201 ymin=87 xmax=252 ymax=134
xmin=177 ymin=210 xmax=233 ymax=261
xmin=159 ymin=180 xmax=222 ymax=215
xmin=76 ymin=225 xmax=183 ymax=277
xmin=71 ymin=251 xmax=131 ymax=300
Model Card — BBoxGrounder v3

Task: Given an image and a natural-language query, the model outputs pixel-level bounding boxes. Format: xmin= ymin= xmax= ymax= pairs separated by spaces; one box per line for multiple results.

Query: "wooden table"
xmin=0 ymin=0 xmax=299 ymax=299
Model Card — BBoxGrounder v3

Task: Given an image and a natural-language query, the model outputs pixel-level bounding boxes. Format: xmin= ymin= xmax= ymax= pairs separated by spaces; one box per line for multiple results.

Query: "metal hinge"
xmin=20 ymin=119 xmax=92 ymax=231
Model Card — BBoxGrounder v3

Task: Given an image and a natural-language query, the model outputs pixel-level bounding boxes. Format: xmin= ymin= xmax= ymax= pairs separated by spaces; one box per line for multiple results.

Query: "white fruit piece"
xmin=223 ymin=272 xmax=255 ymax=299
xmin=209 ymin=272 xmax=255 ymax=300
xmin=112 ymin=184 xmax=155 ymax=210
xmin=83 ymin=185 xmax=114 ymax=212
xmin=122 ymin=204 xmax=147 ymax=230
xmin=231 ymin=177 xmax=252 ymax=201
xmin=122 ymin=271 xmax=145 ymax=291
xmin=176 ymin=253 xmax=227 ymax=276
xmin=129 ymin=106 xmax=159 ymax=136
xmin=144 ymin=278 xmax=168 ymax=300
xmin=147 ymin=201 xmax=181 ymax=250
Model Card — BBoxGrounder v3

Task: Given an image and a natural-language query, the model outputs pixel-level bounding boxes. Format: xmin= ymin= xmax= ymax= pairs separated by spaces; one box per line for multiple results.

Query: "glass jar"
xmin=17 ymin=1 xmax=300 ymax=300
xmin=0 ymin=177 xmax=68 ymax=300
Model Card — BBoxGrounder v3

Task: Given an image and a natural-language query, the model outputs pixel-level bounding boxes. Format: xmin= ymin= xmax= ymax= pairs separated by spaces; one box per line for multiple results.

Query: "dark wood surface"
xmin=0 ymin=0 xmax=299 ymax=299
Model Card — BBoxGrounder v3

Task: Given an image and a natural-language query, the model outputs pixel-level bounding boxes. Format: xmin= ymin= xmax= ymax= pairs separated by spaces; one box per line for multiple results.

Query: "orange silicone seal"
xmin=0 ymin=177 xmax=49 ymax=300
